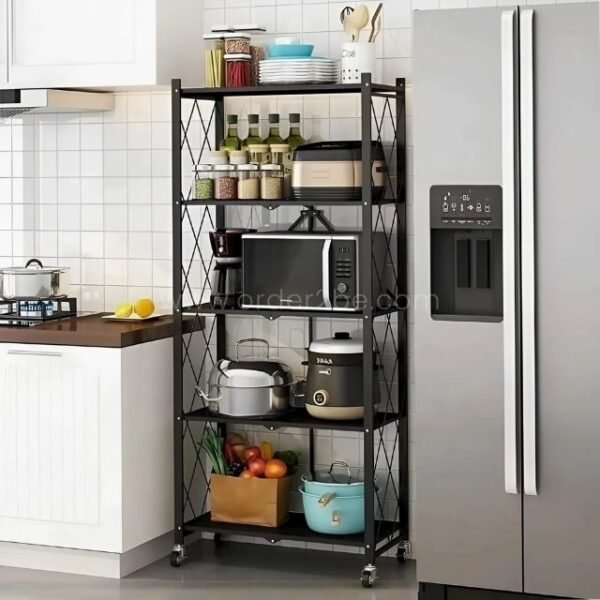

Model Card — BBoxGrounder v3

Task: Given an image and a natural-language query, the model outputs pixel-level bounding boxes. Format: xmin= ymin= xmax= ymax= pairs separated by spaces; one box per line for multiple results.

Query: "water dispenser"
xmin=430 ymin=185 xmax=503 ymax=321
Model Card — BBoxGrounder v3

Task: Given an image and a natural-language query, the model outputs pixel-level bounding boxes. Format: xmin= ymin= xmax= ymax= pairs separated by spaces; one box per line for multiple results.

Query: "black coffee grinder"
xmin=209 ymin=228 xmax=255 ymax=308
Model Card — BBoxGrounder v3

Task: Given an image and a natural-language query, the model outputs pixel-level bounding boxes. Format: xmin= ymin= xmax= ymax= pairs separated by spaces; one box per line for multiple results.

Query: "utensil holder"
xmin=341 ymin=42 xmax=376 ymax=84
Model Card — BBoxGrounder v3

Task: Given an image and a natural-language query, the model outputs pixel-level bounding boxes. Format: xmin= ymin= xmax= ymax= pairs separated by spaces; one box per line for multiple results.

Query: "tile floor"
xmin=0 ymin=541 xmax=418 ymax=600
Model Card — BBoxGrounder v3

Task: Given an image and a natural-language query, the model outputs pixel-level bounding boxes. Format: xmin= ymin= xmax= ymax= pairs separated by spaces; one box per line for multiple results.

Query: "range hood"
xmin=0 ymin=89 xmax=114 ymax=119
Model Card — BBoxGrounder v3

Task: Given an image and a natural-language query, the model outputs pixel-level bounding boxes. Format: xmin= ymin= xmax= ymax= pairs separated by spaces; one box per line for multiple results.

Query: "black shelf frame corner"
xmin=171 ymin=73 xmax=409 ymax=575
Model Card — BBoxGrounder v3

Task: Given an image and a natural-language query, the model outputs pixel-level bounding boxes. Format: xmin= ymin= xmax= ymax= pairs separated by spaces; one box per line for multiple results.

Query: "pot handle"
xmin=197 ymin=388 xmax=223 ymax=409
xmin=331 ymin=511 xmax=343 ymax=528
xmin=236 ymin=338 xmax=270 ymax=360
xmin=329 ymin=461 xmax=353 ymax=484
xmin=25 ymin=258 xmax=43 ymax=269
xmin=318 ymin=492 xmax=337 ymax=508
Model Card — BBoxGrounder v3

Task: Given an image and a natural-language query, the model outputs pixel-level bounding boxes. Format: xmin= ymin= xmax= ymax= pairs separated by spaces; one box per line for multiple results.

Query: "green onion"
xmin=201 ymin=426 xmax=227 ymax=475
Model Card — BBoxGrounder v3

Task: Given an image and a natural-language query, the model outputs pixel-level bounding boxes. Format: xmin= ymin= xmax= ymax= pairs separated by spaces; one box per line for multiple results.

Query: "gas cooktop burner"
xmin=0 ymin=297 xmax=77 ymax=327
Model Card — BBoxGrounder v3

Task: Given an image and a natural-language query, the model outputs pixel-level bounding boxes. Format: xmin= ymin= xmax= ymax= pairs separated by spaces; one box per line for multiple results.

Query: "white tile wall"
xmin=0 ymin=92 xmax=173 ymax=314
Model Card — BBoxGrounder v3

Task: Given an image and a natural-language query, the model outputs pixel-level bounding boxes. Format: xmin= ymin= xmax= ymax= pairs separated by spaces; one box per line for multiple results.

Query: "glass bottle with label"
xmin=286 ymin=113 xmax=306 ymax=150
xmin=220 ymin=114 xmax=241 ymax=152
xmin=242 ymin=114 xmax=263 ymax=150
xmin=265 ymin=113 xmax=284 ymax=145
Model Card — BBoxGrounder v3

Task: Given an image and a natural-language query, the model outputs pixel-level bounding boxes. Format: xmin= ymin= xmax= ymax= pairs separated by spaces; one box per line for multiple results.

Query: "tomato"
xmin=240 ymin=470 xmax=255 ymax=478
xmin=244 ymin=446 xmax=262 ymax=462
xmin=248 ymin=458 xmax=266 ymax=477
xmin=264 ymin=458 xmax=288 ymax=479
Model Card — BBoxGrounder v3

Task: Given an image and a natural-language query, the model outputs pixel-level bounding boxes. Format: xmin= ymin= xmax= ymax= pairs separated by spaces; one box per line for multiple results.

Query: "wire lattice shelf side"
xmin=171 ymin=75 xmax=408 ymax=577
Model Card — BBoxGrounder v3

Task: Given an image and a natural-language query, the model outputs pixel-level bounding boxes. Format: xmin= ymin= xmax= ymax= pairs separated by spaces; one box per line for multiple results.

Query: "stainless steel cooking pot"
xmin=199 ymin=338 xmax=295 ymax=417
xmin=0 ymin=259 xmax=69 ymax=300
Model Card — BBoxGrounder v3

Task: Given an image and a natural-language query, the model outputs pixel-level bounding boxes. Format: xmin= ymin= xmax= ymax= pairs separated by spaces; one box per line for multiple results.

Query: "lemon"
xmin=115 ymin=303 xmax=133 ymax=318
xmin=134 ymin=298 xmax=155 ymax=319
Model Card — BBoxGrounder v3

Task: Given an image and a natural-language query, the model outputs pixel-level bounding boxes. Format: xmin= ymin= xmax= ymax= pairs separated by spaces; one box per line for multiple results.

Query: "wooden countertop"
xmin=0 ymin=313 xmax=200 ymax=348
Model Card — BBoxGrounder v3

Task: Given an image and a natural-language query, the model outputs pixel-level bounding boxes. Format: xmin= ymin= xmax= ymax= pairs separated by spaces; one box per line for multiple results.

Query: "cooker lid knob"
xmin=313 ymin=390 xmax=329 ymax=406
xmin=333 ymin=332 xmax=350 ymax=340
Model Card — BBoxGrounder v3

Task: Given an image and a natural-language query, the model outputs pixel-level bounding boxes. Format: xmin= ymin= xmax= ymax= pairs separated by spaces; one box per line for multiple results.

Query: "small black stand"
xmin=288 ymin=207 xmax=335 ymax=233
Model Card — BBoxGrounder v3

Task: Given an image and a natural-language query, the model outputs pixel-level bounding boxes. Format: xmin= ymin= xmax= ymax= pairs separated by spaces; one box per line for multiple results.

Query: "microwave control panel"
xmin=331 ymin=239 xmax=357 ymax=307
xmin=430 ymin=185 xmax=502 ymax=230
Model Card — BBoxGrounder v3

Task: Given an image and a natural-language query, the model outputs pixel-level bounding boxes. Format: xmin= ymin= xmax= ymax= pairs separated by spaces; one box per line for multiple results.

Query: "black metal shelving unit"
xmin=170 ymin=75 xmax=408 ymax=587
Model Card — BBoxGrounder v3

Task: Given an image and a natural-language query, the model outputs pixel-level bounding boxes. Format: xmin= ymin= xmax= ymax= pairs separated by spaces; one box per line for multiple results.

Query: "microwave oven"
xmin=241 ymin=232 xmax=389 ymax=312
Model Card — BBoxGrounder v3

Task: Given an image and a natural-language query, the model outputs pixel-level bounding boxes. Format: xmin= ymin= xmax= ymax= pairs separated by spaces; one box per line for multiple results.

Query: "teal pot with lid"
xmin=299 ymin=487 xmax=365 ymax=535
xmin=301 ymin=461 xmax=366 ymax=500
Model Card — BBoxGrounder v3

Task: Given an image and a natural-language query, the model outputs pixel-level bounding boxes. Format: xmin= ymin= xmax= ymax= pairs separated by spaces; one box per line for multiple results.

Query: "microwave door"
xmin=242 ymin=237 xmax=330 ymax=310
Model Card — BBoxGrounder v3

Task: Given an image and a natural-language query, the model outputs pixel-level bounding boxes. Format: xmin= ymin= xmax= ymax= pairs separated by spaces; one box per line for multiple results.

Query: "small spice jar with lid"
xmin=248 ymin=143 xmax=270 ymax=166
xmin=237 ymin=164 xmax=260 ymax=200
xmin=204 ymin=150 xmax=229 ymax=166
xmin=194 ymin=164 xmax=214 ymax=200
xmin=214 ymin=165 xmax=238 ymax=200
xmin=229 ymin=150 xmax=249 ymax=166
xmin=260 ymin=164 xmax=284 ymax=201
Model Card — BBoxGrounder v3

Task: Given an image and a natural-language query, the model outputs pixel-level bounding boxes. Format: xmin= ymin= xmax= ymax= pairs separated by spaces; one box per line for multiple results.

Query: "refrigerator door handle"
xmin=501 ymin=8 xmax=519 ymax=496
xmin=520 ymin=8 xmax=538 ymax=497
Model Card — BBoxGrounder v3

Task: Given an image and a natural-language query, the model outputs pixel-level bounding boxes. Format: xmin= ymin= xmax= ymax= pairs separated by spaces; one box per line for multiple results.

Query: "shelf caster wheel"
xmin=397 ymin=548 xmax=406 ymax=563
xmin=214 ymin=533 xmax=224 ymax=546
xmin=170 ymin=545 xmax=186 ymax=568
xmin=361 ymin=566 xmax=377 ymax=588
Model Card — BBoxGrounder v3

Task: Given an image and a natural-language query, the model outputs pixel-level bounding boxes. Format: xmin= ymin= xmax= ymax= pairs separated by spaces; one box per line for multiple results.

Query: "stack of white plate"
xmin=259 ymin=58 xmax=339 ymax=84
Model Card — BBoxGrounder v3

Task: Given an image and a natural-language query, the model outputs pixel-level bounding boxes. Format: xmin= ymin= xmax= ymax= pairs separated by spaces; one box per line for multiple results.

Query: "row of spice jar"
xmin=194 ymin=164 xmax=285 ymax=201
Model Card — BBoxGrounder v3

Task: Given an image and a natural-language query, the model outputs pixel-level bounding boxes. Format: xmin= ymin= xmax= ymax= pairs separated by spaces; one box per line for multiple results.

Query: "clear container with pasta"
xmin=204 ymin=34 xmax=225 ymax=88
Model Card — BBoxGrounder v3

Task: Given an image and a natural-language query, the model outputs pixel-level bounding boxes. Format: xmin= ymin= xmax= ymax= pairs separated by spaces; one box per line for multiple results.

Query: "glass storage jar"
xmin=229 ymin=150 xmax=249 ymax=166
xmin=237 ymin=164 xmax=260 ymax=200
xmin=203 ymin=34 xmax=225 ymax=87
xmin=225 ymin=54 xmax=251 ymax=88
xmin=205 ymin=150 xmax=229 ymax=166
xmin=260 ymin=164 xmax=284 ymax=201
xmin=248 ymin=144 xmax=270 ymax=166
xmin=214 ymin=165 xmax=238 ymax=200
xmin=270 ymin=143 xmax=292 ymax=198
xmin=194 ymin=164 xmax=214 ymax=200
xmin=223 ymin=33 xmax=251 ymax=55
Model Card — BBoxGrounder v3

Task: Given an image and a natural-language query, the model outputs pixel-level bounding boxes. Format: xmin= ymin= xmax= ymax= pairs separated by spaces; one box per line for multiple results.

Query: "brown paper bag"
xmin=210 ymin=474 xmax=292 ymax=527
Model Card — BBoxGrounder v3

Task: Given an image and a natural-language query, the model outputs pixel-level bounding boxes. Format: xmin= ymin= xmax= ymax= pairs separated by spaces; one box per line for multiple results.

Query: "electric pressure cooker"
xmin=304 ymin=332 xmax=379 ymax=420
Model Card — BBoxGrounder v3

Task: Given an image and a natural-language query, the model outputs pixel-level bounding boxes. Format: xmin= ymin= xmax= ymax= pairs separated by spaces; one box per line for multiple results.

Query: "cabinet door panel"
xmin=6 ymin=0 xmax=154 ymax=88
xmin=0 ymin=345 xmax=122 ymax=552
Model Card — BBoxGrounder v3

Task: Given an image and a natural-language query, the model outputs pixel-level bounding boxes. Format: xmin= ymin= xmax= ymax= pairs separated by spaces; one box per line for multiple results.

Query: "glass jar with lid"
xmin=214 ymin=164 xmax=238 ymax=200
xmin=194 ymin=164 xmax=214 ymax=200
xmin=229 ymin=150 xmax=249 ymax=166
xmin=237 ymin=164 xmax=260 ymax=200
xmin=270 ymin=144 xmax=292 ymax=198
xmin=260 ymin=164 xmax=284 ymax=201
xmin=204 ymin=150 xmax=229 ymax=166
xmin=248 ymin=144 xmax=270 ymax=166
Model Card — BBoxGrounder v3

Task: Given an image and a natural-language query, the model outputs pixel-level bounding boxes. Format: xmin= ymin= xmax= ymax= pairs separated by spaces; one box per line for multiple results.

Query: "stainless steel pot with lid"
xmin=0 ymin=259 xmax=69 ymax=300
xmin=199 ymin=338 xmax=295 ymax=417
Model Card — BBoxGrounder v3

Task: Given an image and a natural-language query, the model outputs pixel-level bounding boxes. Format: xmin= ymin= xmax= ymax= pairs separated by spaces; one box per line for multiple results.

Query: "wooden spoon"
xmin=352 ymin=4 xmax=370 ymax=42
xmin=368 ymin=3 xmax=383 ymax=43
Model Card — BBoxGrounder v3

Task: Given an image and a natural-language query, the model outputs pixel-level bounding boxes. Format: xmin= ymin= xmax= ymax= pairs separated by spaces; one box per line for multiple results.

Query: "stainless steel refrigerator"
xmin=413 ymin=4 xmax=600 ymax=599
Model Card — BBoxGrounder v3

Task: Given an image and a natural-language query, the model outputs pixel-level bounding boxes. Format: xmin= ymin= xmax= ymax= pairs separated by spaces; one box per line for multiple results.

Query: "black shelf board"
xmin=180 ymin=82 xmax=400 ymax=100
xmin=185 ymin=511 xmax=401 ymax=548
xmin=181 ymin=198 xmax=399 ymax=208
xmin=183 ymin=406 xmax=400 ymax=432
xmin=182 ymin=303 xmax=401 ymax=320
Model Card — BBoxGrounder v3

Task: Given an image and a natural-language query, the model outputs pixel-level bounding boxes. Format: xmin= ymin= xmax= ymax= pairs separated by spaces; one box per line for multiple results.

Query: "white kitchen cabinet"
xmin=0 ymin=0 xmax=203 ymax=89
xmin=0 ymin=339 xmax=173 ymax=555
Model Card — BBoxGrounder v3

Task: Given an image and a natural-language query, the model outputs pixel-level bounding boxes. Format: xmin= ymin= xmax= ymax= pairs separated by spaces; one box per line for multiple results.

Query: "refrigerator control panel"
xmin=430 ymin=185 xmax=502 ymax=230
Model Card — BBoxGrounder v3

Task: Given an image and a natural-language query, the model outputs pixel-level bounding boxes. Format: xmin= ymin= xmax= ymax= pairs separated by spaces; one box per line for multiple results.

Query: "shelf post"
xmin=171 ymin=79 xmax=184 ymax=549
xmin=396 ymin=78 xmax=410 ymax=541
xmin=361 ymin=72 xmax=376 ymax=566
